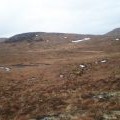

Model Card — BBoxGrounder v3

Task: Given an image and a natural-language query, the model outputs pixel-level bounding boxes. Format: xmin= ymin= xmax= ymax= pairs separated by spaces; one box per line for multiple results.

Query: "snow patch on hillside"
xmin=72 ymin=38 xmax=90 ymax=43
xmin=115 ymin=38 xmax=119 ymax=41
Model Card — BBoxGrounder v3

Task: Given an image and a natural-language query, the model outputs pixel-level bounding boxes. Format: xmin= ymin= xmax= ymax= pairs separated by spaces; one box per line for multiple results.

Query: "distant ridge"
xmin=4 ymin=32 xmax=94 ymax=43
xmin=5 ymin=32 xmax=45 ymax=42
xmin=105 ymin=28 xmax=120 ymax=36
xmin=0 ymin=38 xmax=7 ymax=42
xmin=2 ymin=27 xmax=120 ymax=43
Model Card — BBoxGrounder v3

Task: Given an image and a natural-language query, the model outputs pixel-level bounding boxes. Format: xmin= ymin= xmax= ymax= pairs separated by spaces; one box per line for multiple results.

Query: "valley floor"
xmin=0 ymin=36 xmax=120 ymax=120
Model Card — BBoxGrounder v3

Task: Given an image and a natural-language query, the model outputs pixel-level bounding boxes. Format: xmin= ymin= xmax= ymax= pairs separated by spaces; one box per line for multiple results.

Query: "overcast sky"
xmin=0 ymin=0 xmax=120 ymax=37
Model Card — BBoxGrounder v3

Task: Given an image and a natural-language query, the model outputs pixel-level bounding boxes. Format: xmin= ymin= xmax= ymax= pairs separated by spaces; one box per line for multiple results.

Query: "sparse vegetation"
xmin=0 ymin=30 xmax=120 ymax=120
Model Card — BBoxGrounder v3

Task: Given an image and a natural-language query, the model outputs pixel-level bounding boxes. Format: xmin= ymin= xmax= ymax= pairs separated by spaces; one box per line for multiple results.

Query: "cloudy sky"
xmin=0 ymin=0 xmax=120 ymax=37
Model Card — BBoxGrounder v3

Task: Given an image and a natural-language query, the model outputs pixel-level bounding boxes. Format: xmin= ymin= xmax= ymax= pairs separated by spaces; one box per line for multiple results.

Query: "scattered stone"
xmin=31 ymin=77 xmax=36 ymax=80
xmin=0 ymin=66 xmax=11 ymax=72
xmin=101 ymin=60 xmax=107 ymax=63
xmin=81 ymin=93 xmax=94 ymax=99
xmin=60 ymin=74 xmax=64 ymax=78
xmin=27 ymin=77 xmax=39 ymax=84
xmin=80 ymin=64 xmax=85 ymax=68
xmin=103 ymin=113 xmax=117 ymax=120
xmin=95 ymin=61 xmax=98 ymax=64
xmin=5 ymin=67 xmax=11 ymax=72
xmin=0 ymin=66 xmax=4 ymax=69
xmin=93 ymin=93 xmax=107 ymax=100
xmin=112 ymin=111 xmax=120 ymax=116
xmin=93 ymin=92 xmax=120 ymax=101
xmin=97 ymin=94 xmax=105 ymax=99
xmin=64 ymin=37 xmax=67 ymax=39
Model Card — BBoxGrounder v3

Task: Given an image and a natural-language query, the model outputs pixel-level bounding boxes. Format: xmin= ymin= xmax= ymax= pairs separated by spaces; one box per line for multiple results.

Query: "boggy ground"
xmin=0 ymin=35 xmax=120 ymax=120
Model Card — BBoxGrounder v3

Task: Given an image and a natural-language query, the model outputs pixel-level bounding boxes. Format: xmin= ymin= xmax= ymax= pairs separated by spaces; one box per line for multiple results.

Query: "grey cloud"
xmin=0 ymin=0 xmax=120 ymax=37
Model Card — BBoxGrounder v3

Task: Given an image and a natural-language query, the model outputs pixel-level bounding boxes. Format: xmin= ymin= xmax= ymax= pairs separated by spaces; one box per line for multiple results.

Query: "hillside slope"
xmin=105 ymin=28 xmax=120 ymax=36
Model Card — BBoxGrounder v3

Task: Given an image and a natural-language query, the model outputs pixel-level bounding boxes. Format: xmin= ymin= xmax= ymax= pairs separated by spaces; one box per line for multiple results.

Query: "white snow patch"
xmin=72 ymin=40 xmax=83 ymax=43
xmin=101 ymin=60 xmax=107 ymax=63
xmin=72 ymin=38 xmax=90 ymax=43
xmin=64 ymin=37 xmax=67 ymax=39
xmin=115 ymin=38 xmax=119 ymax=41
xmin=80 ymin=64 xmax=85 ymax=68
xmin=35 ymin=35 xmax=38 ymax=37
xmin=84 ymin=38 xmax=91 ymax=40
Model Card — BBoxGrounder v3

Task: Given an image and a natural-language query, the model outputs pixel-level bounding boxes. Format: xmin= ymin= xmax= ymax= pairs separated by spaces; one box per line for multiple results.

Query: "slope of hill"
xmin=105 ymin=28 xmax=120 ymax=36
xmin=5 ymin=32 xmax=45 ymax=42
